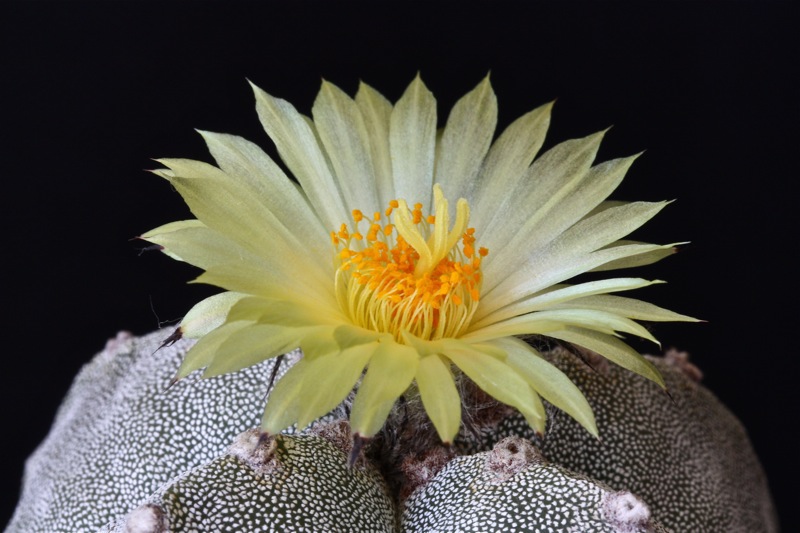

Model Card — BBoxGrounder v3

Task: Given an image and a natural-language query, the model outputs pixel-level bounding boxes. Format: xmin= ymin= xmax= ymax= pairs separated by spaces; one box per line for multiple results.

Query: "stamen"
xmin=333 ymin=185 xmax=488 ymax=342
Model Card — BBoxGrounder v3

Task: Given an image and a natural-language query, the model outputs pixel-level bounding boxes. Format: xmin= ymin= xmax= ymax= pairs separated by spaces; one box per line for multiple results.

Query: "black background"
xmin=2 ymin=2 xmax=797 ymax=530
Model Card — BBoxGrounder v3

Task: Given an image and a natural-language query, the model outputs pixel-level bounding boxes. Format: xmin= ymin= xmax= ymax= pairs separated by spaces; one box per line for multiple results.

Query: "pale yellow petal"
xmin=226 ymin=296 xmax=346 ymax=329
xmin=473 ymin=278 xmax=662 ymax=330
xmin=144 ymin=222 xmax=330 ymax=304
xmin=554 ymin=293 xmax=700 ymax=322
xmin=179 ymin=291 xmax=249 ymax=339
xmin=175 ymin=320 xmax=252 ymax=379
xmin=547 ymin=327 xmax=665 ymax=388
xmin=480 ymin=131 xmax=606 ymax=257
xmin=434 ymin=75 xmax=497 ymax=209
xmin=590 ymin=240 xmax=680 ymax=271
xmin=155 ymin=158 xmax=333 ymax=293
xmin=489 ymin=336 xmax=597 ymax=437
xmin=250 ymin=82 xmax=349 ymax=230
xmin=465 ymin=308 xmax=660 ymax=345
xmin=416 ymin=354 xmax=461 ymax=443
xmin=198 ymin=131 xmax=329 ymax=253
xmin=390 ymin=75 xmax=437 ymax=205
xmin=202 ymin=324 xmax=310 ymax=378
xmin=442 ymin=343 xmax=545 ymax=431
xmin=470 ymin=101 xmax=552 ymax=230
xmin=355 ymin=81 xmax=394 ymax=207
xmin=350 ymin=341 xmax=419 ymax=437
xmin=481 ymin=203 xmax=670 ymax=315
xmin=261 ymin=358 xmax=310 ymax=434
xmin=484 ymin=154 xmax=639 ymax=289
xmin=295 ymin=342 xmax=377 ymax=429
xmin=313 ymin=81 xmax=380 ymax=214
xmin=141 ymin=219 xmax=205 ymax=262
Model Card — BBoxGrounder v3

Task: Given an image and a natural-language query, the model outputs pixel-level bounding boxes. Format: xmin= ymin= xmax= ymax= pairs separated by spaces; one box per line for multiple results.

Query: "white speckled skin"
xmin=6 ymin=329 xmax=776 ymax=532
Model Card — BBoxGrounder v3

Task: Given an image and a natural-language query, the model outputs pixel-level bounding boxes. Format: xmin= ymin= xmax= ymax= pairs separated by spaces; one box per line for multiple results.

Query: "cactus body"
xmin=6 ymin=330 xmax=776 ymax=532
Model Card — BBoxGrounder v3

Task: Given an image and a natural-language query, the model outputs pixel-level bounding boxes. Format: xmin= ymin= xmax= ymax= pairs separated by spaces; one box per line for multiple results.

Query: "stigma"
xmin=332 ymin=185 xmax=488 ymax=342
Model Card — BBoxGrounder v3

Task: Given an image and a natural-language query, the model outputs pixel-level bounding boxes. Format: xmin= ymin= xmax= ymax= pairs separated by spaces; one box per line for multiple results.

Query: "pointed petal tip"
xmin=257 ymin=430 xmax=273 ymax=448
xmin=166 ymin=376 xmax=180 ymax=390
xmin=348 ymin=434 xmax=368 ymax=467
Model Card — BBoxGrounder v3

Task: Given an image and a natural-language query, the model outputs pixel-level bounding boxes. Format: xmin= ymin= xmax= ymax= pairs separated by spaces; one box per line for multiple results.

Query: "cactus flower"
xmin=142 ymin=75 xmax=697 ymax=444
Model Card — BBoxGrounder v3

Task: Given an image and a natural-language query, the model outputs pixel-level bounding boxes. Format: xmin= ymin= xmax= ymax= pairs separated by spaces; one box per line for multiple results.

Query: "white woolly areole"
xmin=601 ymin=491 xmax=651 ymax=531
xmin=124 ymin=504 xmax=166 ymax=533
xmin=227 ymin=427 xmax=280 ymax=476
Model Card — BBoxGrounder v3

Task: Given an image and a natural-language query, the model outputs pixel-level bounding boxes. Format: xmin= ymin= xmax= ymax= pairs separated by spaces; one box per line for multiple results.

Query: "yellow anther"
xmin=479 ymin=247 xmax=489 ymax=257
xmin=332 ymin=192 xmax=487 ymax=342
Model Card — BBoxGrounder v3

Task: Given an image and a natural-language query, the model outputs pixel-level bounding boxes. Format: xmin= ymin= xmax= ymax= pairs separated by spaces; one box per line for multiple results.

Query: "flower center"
xmin=332 ymin=185 xmax=488 ymax=342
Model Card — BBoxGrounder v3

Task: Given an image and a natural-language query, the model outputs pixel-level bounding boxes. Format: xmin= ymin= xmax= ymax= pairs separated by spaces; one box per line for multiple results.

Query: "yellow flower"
xmin=142 ymin=75 xmax=697 ymax=444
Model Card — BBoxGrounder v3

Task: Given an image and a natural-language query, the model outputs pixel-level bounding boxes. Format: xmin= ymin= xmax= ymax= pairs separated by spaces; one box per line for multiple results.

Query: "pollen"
xmin=333 ymin=185 xmax=486 ymax=342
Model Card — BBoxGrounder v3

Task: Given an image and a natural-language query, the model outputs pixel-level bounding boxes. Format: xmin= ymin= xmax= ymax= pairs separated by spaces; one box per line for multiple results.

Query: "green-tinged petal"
xmin=489 ymin=336 xmax=597 ymax=437
xmin=202 ymin=324 xmax=309 ymax=378
xmin=261 ymin=358 xmax=310 ymax=434
xmin=555 ymin=200 xmax=671 ymax=257
xmin=390 ymin=75 xmax=436 ymax=205
xmin=466 ymin=308 xmax=660 ymax=345
xmin=481 ymin=203 xmax=671 ymax=314
xmin=590 ymin=240 xmax=680 ymax=271
xmin=554 ymin=293 xmax=700 ymax=322
xmin=313 ymin=81 xmax=380 ymax=214
xmin=179 ymin=291 xmax=248 ymax=339
xmin=334 ymin=324 xmax=389 ymax=347
xmin=198 ymin=131 xmax=328 ymax=253
xmin=481 ymin=131 xmax=605 ymax=259
xmin=226 ymin=296 xmax=346 ymax=328
xmin=355 ymin=81 xmax=395 ymax=208
xmin=143 ymin=223 xmax=323 ymax=303
xmin=485 ymin=154 xmax=639 ymax=288
xmin=175 ymin=320 xmax=252 ymax=379
xmin=295 ymin=342 xmax=378 ymax=429
xmin=470 ymin=101 xmax=552 ymax=230
xmin=443 ymin=344 xmax=545 ymax=432
xmin=250 ymin=82 xmax=349 ymax=230
xmin=416 ymin=354 xmax=461 ymax=443
xmin=548 ymin=327 xmax=666 ymax=389
xmin=299 ymin=327 xmax=339 ymax=360
xmin=350 ymin=341 xmax=419 ymax=437
xmin=155 ymin=159 xmax=333 ymax=292
xmin=141 ymin=219 xmax=204 ymax=261
xmin=434 ymin=75 xmax=497 ymax=208
xmin=473 ymin=277 xmax=663 ymax=330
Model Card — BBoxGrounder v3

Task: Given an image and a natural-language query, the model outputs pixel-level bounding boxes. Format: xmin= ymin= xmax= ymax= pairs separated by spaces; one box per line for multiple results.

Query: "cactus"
xmin=6 ymin=329 xmax=776 ymax=532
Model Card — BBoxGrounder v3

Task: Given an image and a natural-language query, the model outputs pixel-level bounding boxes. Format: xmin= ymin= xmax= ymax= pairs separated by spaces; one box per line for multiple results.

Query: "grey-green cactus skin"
xmin=107 ymin=430 xmax=396 ymax=533
xmin=6 ymin=329 xmax=776 ymax=532
xmin=403 ymin=436 xmax=667 ymax=533
xmin=458 ymin=348 xmax=778 ymax=532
